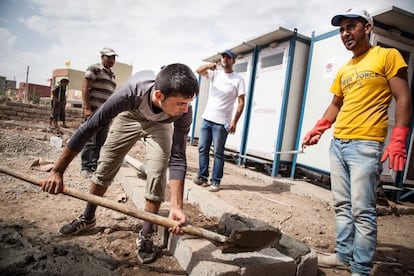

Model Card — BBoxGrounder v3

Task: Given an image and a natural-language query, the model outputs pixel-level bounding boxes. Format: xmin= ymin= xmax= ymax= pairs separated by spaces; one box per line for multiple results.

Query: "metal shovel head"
xmin=218 ymin=213 xmax=282 ymax=253
xmin=223 ymin=227 xmax=282 ymax=253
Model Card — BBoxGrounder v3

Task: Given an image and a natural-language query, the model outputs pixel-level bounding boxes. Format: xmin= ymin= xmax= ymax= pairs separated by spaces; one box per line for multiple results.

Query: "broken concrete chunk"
xmin=218 ymin=213 xmax=282 ymax=253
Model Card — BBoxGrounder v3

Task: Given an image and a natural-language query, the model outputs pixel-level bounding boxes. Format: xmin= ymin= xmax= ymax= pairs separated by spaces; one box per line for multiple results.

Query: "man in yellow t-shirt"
xmin=303 ymin=9 xmax=412 ymax=276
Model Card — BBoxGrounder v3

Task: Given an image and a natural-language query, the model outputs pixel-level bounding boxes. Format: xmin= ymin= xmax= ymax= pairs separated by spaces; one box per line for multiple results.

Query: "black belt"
xmin=335 ymin=138 xmax=352 ymax=143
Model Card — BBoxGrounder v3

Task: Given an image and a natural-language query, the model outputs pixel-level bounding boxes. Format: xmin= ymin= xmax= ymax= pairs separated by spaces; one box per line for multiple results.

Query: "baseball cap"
xmin=100 ymin=47 xmax=118 ymax=56
xmin=331 ymin=9 xmax=373 ymax=26
xmin=220 ymin=49 xmax=236 ymax=59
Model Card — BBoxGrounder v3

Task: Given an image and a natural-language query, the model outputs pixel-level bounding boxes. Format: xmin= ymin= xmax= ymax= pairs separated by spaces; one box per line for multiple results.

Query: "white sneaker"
xmin=318 ymin=253 xmax=349 ymax=269
xmin=81 ymin=170 xmax=93 ymax=178
xmin=208 ymin=183 xmax=220 ymax=192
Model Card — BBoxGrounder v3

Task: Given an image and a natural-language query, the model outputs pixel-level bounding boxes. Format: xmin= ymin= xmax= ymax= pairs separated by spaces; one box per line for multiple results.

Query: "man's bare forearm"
xmin=196 ymin=63 xmax=216 ymax=78
xmin=51 ymin=147 xmax=79 ymax=174
xmin=168 ymin=179 xmax=184 ymax=209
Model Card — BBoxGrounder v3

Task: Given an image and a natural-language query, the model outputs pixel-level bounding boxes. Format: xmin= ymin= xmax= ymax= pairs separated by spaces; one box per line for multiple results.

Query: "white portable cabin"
xmin=292 ymin=7 xmax=414 ymax=197
xmin=191 ymin=27 xmax=310 ymax=177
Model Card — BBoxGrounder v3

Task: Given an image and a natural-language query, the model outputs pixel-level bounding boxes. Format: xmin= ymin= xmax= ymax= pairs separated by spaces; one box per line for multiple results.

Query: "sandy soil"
xmin=0 ymin=121 xmax=413 ymax=276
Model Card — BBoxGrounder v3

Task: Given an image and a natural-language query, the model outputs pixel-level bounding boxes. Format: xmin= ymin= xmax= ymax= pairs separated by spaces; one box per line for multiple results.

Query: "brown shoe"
xmin=318 ymin=253 xmax=349 ymax=269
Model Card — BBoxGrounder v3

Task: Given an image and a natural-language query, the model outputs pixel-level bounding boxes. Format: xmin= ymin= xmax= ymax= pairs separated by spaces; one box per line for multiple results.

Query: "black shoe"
xmin=193 ymin=176 xmax=208 ymax=186
xmin=136 ymin=231 xmax=157 ymax=264
xmin=59 ymin=215 xmax=96 ymax=235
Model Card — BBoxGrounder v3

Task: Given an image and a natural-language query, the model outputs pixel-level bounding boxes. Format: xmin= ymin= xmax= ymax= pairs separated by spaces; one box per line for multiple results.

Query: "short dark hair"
xmin=155 ymin=63 xmax=199 ymax=99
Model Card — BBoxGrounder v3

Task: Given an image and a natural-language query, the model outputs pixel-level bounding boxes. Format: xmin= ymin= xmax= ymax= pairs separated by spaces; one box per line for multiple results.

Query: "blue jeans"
xmin=81 ymin=124 xmax=109 ymax=172
xmin=329 ymin=138 xmax=383 ymax=276
xmin=197 ymin=119 xmax=228 ymax=184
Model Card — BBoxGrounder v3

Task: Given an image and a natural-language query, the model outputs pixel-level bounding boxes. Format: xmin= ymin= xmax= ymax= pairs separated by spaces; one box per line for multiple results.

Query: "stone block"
xmin=169 ymin=234 xmax=298 ymax=276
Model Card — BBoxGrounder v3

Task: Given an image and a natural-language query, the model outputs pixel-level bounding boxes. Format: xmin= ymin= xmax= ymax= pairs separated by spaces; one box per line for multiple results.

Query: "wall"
xmin=0 ymin=101 xmax=83 ymax=125
xmin=53 ymin=68 xmax=83 ymax=92
xmin=113 ymin=62 xmax=133 ymax=88
xmin=17 ymin=83 xmax=52 ymax=101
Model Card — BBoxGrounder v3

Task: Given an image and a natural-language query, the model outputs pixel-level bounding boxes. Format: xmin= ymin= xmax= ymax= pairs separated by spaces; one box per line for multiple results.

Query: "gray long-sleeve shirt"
xmin=68 ymin=70 xmax=193 ymax=180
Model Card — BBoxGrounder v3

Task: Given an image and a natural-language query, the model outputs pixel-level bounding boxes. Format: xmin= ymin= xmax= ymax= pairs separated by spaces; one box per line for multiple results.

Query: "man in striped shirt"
xmin=80 ymin=47 xmax=117 ymax=177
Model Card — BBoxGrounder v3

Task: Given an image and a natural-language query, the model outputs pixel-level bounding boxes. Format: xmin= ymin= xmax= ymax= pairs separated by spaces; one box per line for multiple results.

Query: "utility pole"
xmin=24 ymin=65 xmax=29 ymax=103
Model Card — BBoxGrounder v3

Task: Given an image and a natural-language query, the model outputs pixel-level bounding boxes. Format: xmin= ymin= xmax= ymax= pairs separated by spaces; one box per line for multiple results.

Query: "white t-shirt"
xmin=202 ymin=70 xmax=245 ymax=125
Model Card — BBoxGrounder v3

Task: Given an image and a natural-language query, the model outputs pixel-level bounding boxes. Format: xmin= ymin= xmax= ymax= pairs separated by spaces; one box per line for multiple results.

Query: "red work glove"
xmin=381 ymin=126 xmax=410 ymax=171
xmin=303 ymin=119 xmax=332 ymax=146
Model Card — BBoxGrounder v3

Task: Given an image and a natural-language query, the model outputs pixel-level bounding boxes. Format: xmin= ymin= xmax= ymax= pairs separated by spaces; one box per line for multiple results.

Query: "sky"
xmin=0 ymin=0 xmax=413 ymax=86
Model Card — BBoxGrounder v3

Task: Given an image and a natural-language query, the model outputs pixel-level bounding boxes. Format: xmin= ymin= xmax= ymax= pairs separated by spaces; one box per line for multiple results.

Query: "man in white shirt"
xmin=194 ymin=50 xmax=246 ymax=192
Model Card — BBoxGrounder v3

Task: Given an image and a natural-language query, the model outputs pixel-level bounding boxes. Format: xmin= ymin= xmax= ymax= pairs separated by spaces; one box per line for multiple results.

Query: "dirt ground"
xmin=0 ymin=121 xmax=413 ymax=276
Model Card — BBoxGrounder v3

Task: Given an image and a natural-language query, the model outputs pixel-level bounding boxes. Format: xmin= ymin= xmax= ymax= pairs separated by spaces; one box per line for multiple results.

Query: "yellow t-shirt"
xmin=330 ymin=46 xmax=407 ymax=142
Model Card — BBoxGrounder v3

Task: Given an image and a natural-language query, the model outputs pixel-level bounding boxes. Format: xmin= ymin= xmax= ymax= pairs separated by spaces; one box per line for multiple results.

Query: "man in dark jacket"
xmin=42 ymin=63 xmax=199 ymax=264
xmin=51 ymin=78 xmax=69 ymax=128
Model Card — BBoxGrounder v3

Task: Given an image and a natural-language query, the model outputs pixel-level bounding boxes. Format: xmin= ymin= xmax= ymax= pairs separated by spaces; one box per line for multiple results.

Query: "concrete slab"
xmin=184 ymin=180 xmax=240 ymax=218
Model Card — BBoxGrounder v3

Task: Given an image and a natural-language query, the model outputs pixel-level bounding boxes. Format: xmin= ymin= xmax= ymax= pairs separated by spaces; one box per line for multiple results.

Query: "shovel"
xmin=0 ymin=166 xmax=280 ymax=253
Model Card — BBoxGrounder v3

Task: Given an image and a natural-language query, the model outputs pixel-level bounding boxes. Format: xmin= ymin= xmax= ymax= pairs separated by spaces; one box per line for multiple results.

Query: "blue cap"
xmin=220 ymin=49 xmax=236 ymax=59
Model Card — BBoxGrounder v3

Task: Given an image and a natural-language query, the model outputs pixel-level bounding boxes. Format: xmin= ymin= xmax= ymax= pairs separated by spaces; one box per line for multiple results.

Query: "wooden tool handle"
xmin=0 ymin=166 xmax=227 ymax=243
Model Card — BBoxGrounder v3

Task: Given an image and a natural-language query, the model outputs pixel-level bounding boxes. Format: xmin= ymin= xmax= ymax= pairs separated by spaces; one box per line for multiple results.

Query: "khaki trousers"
xmin=92 ymin=110 xmax=173 ymax=202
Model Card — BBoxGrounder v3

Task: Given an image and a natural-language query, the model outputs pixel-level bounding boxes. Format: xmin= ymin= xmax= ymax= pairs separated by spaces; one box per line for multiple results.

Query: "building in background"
xmin=17 ymin=82 xmax=51 ymax=103
xmin=192 ymin=5 xmax=414 ymax=199
xmin=51 ymin=68 xmax=84 ymax=106
xmin=294 ymin=6 xmax=414 ymax=186
xmin=0 ymin=76 xmax=17 ymax=99
xmin=192 ymin=27 xmax=310 ymax=178
xmin=1 ymin=62 xmax=132 ymax=106
xmin=50 ymin=62 xmax=133 ymax=107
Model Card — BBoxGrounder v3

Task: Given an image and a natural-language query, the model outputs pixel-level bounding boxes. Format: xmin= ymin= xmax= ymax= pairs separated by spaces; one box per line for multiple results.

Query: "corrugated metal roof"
xmin=372 ymin=6 xmax=414 ymax=36
xmin=203 ymin=6 xmax=414 ymax=63
xmin=203 ymin=26 xmax=309 ymax=62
